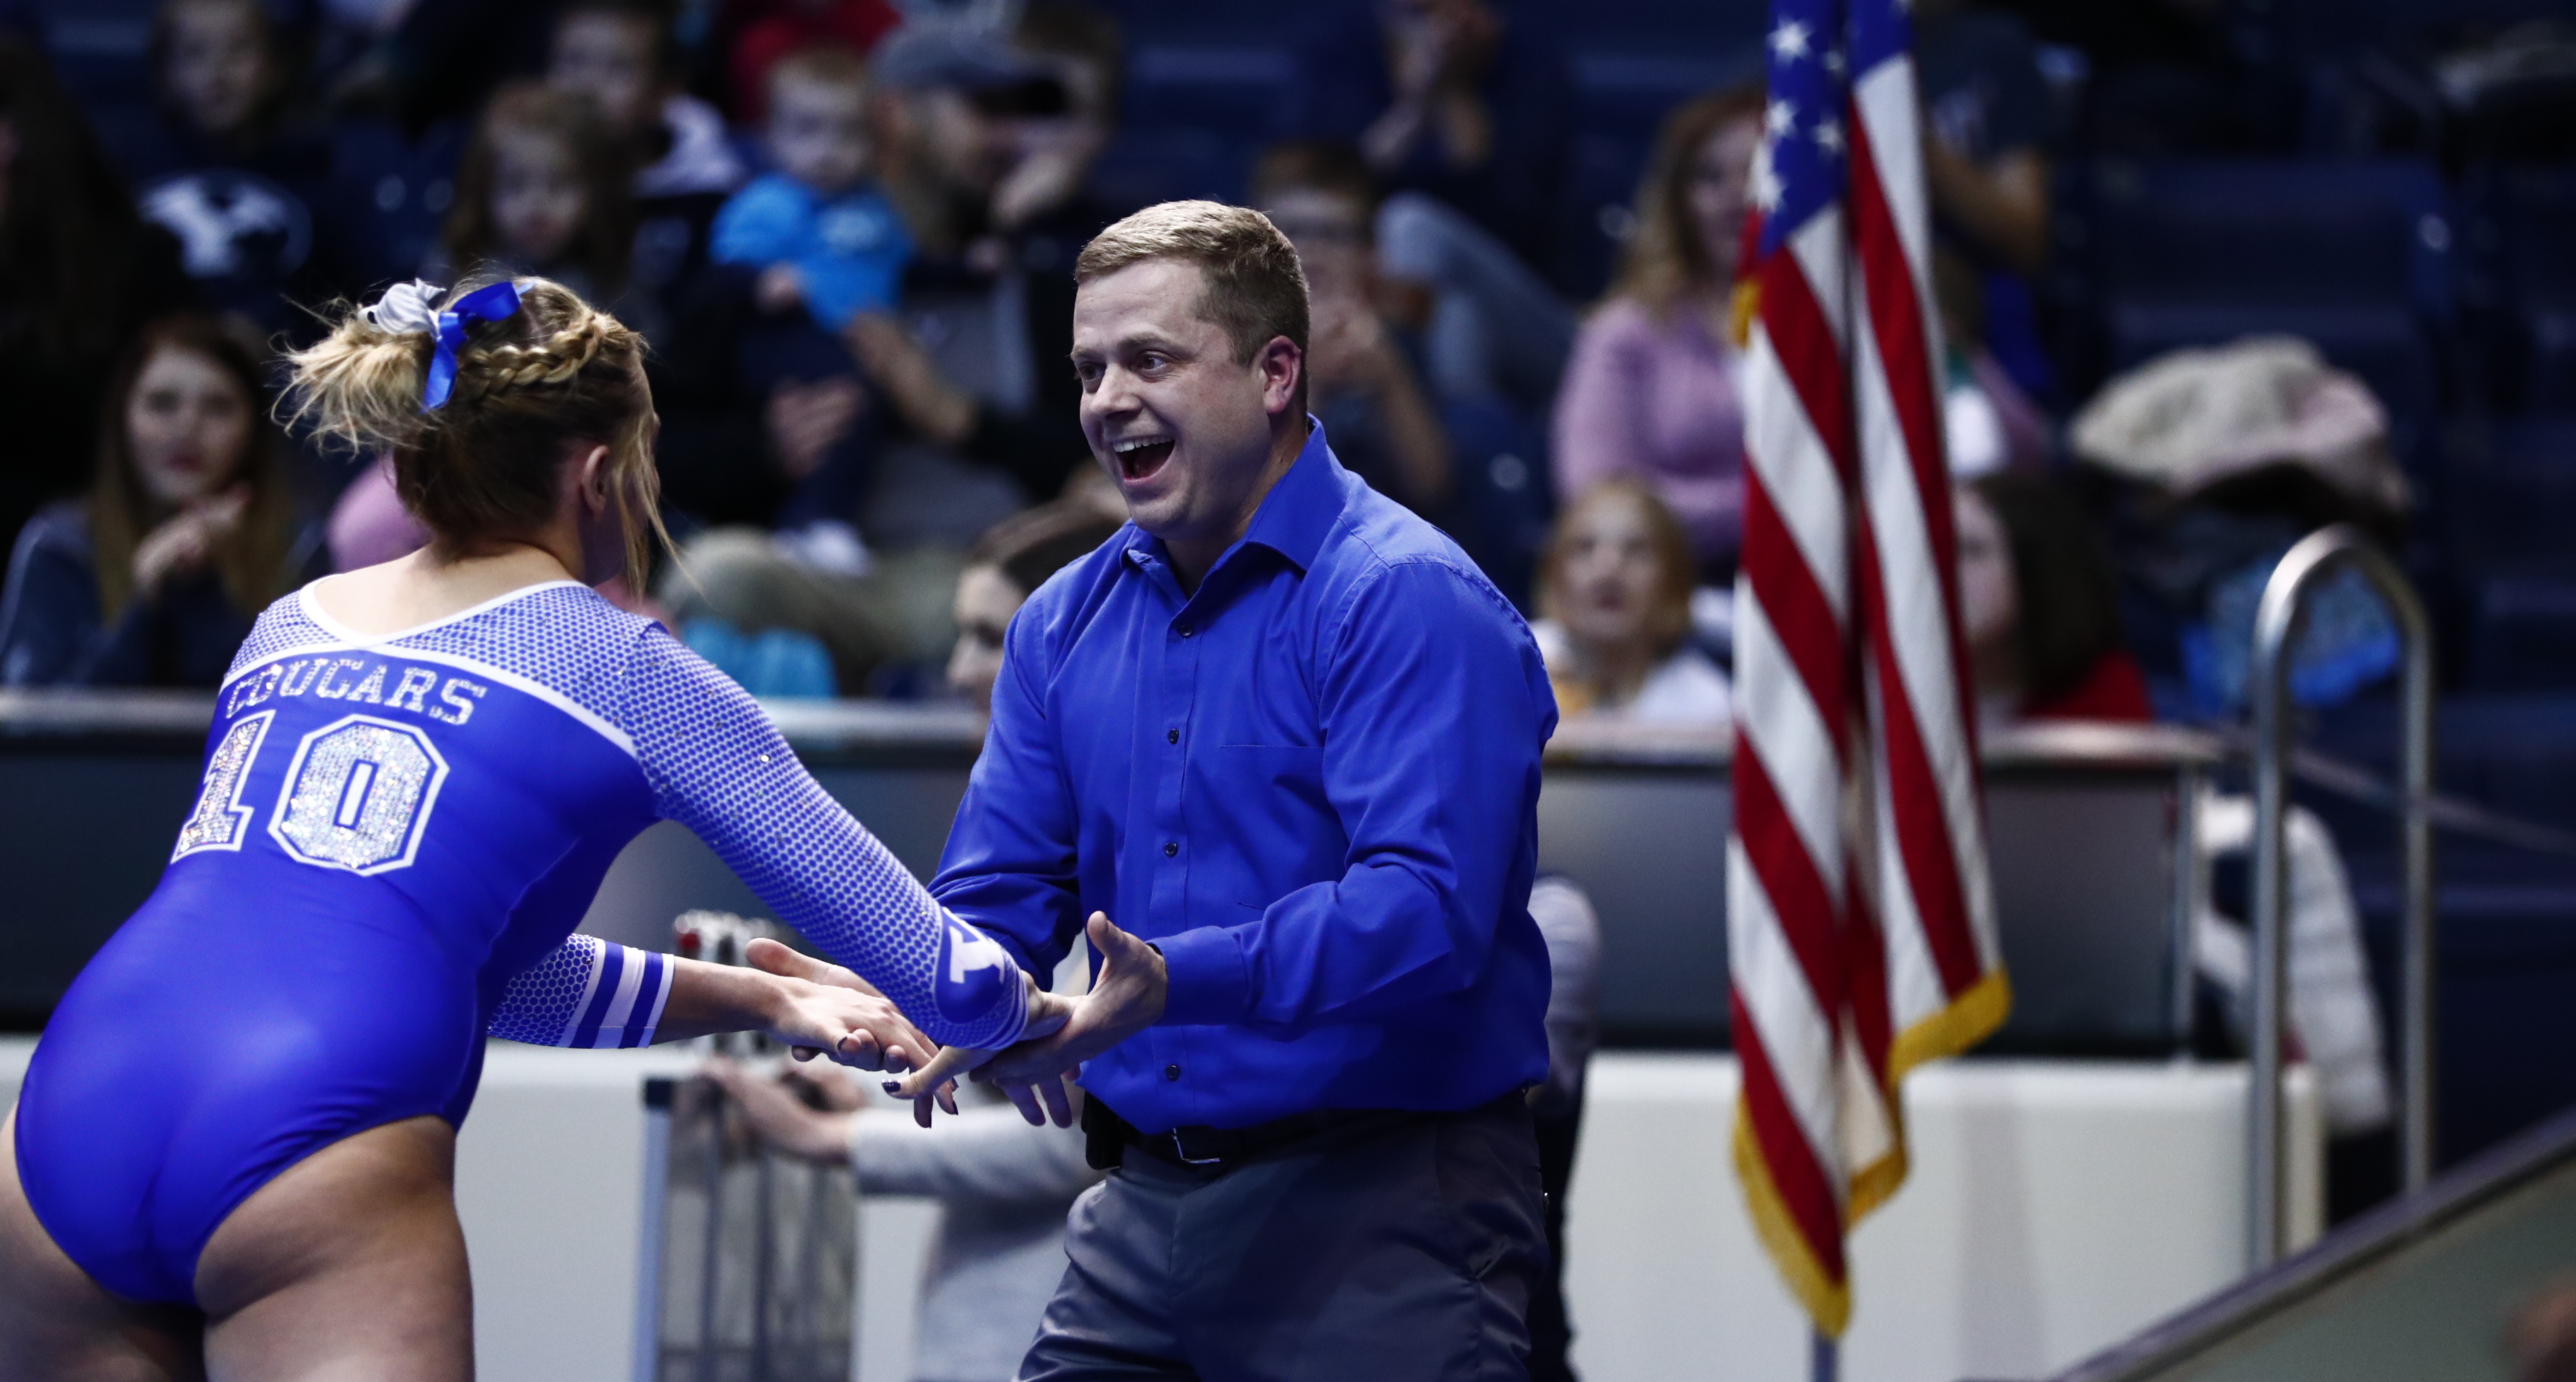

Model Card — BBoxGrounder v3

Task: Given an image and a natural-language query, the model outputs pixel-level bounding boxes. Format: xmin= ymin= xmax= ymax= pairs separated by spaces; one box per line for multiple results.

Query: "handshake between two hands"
xmin=735 ymin=912 xmax=1166 ymax=1131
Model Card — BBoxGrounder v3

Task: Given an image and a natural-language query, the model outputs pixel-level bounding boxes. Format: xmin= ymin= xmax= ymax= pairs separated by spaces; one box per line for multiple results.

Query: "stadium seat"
xmin=2459 ymin=167 xmax=2576 ymax=407
xmin=1435 ymin=395 xmax=1554 ymax=612
xmin=1548 ymin=131 xmax=1656 ymax=303
xmin=20 ymin=0 xmax=153 ymax=109
xmin=2087 ymin=159 xmax=2452 ymax=315
xmin=1087 ymin=128 xmax=1250 ymax=214
xmin=2466 ymin=579 xmax=2576 ymax=691
xmin=322 ymin=119 xmax=470 ymax=294
xmin=1119 ymin=40 xmax=1310 ymax=143
xmin=2448 ymin=415 xmax=2576 ymax=573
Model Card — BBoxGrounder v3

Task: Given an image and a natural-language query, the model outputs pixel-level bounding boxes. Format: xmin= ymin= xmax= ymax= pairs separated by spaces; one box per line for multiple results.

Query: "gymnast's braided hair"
xmin=284 ymin=275 xmax=667 ymax=588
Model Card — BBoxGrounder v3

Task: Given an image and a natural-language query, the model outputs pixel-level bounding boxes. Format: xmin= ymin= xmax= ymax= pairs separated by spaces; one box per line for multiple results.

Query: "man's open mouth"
xmin=1111 ymin=434 xmax=1176 ymax=482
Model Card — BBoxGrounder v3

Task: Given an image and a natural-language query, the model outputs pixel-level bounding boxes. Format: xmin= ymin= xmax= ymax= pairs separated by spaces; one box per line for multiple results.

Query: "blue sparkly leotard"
xmin=12 ymin=580 xmax=1027 ymax=1305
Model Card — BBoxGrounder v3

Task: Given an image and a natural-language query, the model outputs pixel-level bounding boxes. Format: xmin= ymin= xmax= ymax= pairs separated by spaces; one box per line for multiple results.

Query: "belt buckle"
xmin=1171 ymin=1128 xmax=1224 ymax=1167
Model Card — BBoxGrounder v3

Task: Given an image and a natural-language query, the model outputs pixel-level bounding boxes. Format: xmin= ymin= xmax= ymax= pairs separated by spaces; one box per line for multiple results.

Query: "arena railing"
xmin=2248 ymin=527 xmax=2438 ymax=1268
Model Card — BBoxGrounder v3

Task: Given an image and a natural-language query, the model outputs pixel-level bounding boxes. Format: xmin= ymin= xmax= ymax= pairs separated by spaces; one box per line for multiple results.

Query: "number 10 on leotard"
xmin=174 ymin=712 xmax=451 ymax=876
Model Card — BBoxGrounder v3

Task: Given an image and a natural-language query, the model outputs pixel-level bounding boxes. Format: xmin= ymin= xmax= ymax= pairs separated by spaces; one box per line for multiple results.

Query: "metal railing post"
xmin=2247 ymin=525 xmax=2438 ymax=1268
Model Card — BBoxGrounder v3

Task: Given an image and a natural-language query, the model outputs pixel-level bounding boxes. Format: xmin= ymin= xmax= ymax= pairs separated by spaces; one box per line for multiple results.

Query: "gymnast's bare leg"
xmin=1 ymin=1106 xmax=202 ymax=1382
xmin=195 ymin=1116 xmax=471 ymax=1382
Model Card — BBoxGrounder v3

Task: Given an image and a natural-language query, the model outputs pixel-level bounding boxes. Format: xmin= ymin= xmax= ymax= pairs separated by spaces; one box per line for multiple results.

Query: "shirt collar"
xmin=1236 ymin=418 xmax=1347 ymax=575
xmin=1116 ymin=419 xmax=1349 ymax=579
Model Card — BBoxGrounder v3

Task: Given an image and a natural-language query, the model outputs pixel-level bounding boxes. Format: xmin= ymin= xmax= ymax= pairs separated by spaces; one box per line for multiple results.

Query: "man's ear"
xmin=1257 ymin=335 xmax=1304 ymax=417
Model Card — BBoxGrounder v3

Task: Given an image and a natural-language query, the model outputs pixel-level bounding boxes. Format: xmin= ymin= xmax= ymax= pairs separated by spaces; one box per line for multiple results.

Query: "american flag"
xmin=1729 ymin=0 xmax=2011 ymax=1337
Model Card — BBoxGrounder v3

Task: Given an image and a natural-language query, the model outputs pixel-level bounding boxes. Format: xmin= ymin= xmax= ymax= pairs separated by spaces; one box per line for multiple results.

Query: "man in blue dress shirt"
xmin=910 ymin=200 xmax=1560 ymax=1380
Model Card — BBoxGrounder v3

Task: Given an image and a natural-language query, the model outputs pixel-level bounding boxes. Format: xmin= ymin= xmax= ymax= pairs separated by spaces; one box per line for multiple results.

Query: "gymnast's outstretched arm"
xmin=486 ymin=932 xmax=938 ymax=1069
xmin=609 ymin=626 xmax=1034 ymax=1052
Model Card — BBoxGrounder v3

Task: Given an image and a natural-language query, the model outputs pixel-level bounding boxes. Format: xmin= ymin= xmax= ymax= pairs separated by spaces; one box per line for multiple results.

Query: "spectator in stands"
xmin=704 ymin=1054 xmax=1098 ymax=1382
xmin=1522 ymin=871 xmax=1601 ymax=1382
xmin=990 ymin=1 xmax=1121 ymax=237
xmin=655 ymin=45 xmax=913 ymax=693
xmin=1954 ymin=472 xmax=2154 ymax=727
xmin=1374 ymin=176 xmax=1576 ymax=424
xmin=0 ymin=314 xmax=317 ymax=687
xmin=121 ymin=0 xmax=335 ymax=337
xmin=717 ymin=0 xmax=902 ymax=124
xmin=945 ymin=496 xmax=1124 ymax=715
xmin=714 ymin=45 xmax=913 ymax=336
xmin=1326 ymin=0 xmax=1570 ymax=282
xmin=1533 ymin=479 xmax=1731 ymax=727
xmin=1553 ymin=89 xmax=1760 ymax=579
xmin=439 ymin=83 xmax=646 ymax=333
xmin=1916 ymin=0 xmax=2058 ymax=400
xmin=549 ymin=0 xmax=746 ymax=321
xmin=0 ymin=37 xmax=193 ymax=562
xmin=1251 ymin=141 xmax=1453 ymax=515
xmin=837 ymin=15 xmax=1102 ymax=504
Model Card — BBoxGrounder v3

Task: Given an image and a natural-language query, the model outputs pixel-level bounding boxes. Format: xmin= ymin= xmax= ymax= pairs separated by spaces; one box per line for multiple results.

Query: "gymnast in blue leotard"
xmin=0 ymin=276 xmax=1073 ymax=1381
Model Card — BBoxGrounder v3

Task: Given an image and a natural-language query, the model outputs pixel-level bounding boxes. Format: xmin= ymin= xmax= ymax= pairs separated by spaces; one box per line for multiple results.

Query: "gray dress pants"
xmin=1018 ymin=1098 xmax=1547 ymax=1382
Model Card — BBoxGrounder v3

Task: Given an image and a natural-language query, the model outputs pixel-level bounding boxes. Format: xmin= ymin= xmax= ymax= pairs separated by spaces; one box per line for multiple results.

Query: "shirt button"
xmin=1178 ymin=624 xmax=1193 ymax=638
xmin=1164 ymin=1064 xmax=1182 ymax=1081
xmin=1167 ymin=728 xmax=1179 ymax=744
xmin=1163 ymin=840 xmax=1179 ymax=857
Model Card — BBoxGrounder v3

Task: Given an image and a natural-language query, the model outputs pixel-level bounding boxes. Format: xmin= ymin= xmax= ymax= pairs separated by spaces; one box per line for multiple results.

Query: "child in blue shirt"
xmin=713 ymin=45 xmax=912 ymax=330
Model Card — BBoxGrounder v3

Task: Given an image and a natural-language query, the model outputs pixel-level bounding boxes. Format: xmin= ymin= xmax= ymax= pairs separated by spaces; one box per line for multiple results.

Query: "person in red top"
xmin=1955 ymin=471 xmax=2154 ymax=727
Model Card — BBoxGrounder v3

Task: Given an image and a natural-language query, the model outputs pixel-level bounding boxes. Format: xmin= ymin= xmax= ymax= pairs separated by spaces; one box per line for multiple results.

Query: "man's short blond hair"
xmin=1075 ymin=201 xmax=1310 ymax=371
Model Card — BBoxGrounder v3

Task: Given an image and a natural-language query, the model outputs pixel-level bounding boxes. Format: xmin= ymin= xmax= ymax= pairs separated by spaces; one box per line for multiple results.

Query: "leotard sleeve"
xmin=610 ymin=624 xmax=1030 ymax=1050
xmin=487 ymin=934 xmax=676 ymax=1047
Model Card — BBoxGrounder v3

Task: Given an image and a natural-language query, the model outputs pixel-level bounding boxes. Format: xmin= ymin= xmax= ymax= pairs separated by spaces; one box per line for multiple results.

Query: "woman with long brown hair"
xmin=0 ymin=314 xmax=316 ymax=686
xmin=1549 ymin=86 xmax=1764 ymax=580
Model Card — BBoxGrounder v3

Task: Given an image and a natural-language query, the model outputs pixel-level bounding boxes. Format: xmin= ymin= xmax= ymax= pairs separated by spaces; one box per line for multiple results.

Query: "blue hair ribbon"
xmin=422 ymin=280 xmax=525 ymax=411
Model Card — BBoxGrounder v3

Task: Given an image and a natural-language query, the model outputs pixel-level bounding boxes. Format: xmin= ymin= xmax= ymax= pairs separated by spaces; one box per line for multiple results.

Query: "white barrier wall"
xmin=0 ymin=1042 xmax=2318 ymax=1382
xmin=1564 ymin=1054 xmax=2320 ymax=1382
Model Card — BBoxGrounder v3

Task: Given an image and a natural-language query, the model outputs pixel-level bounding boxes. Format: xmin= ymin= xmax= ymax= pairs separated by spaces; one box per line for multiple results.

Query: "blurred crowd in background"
xmin=6 ymin=0 xmax=2576 ymax=726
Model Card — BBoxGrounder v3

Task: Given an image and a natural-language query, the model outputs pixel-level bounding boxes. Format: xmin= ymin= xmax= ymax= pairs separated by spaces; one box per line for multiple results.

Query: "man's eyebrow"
xmin=1069 ymin=331 xmax=1187 ymax=363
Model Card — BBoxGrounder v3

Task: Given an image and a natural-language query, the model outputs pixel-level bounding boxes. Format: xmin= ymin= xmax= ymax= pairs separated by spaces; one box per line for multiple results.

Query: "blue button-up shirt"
xmin=932 ymin=424 xmax=1558 ymax=1133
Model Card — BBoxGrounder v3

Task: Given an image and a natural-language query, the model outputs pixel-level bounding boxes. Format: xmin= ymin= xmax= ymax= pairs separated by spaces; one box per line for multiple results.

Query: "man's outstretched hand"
xmin=886 ymin=912 xmax=1166 ymax=1121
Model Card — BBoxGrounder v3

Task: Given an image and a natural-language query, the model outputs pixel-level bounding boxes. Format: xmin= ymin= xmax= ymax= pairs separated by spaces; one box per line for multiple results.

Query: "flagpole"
xmin=1812 ymin=1330 xmax=1839 ymax=1382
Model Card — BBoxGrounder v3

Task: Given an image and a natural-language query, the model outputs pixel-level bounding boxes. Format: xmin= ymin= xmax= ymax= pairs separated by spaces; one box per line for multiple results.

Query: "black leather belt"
xmin=1083 ymin=1093 xmax=1523 ymax=1173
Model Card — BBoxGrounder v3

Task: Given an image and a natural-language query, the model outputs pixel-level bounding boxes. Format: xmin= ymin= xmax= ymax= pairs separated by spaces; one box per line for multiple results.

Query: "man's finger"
xmin=1000 ymin=1081 xmax=1045 ymax=1126
xmin=1037 ymin=1076 xmax=1075 ymax=1128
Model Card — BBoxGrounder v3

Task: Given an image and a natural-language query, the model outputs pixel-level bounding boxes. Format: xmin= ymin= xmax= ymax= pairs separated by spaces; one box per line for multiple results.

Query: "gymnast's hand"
xmin=751 ymin=937 xmax=1079 ymax=1128
xmin=887 ymin=912 xmax=1162 ymax=1127
xmin=740 ymin=938 xmax=937 ymax=1075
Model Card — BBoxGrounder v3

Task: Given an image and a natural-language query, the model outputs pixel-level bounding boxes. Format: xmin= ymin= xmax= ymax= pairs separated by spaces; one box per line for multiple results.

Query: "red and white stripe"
xmin=1727 ymin=40 xmax=2008 ymax=1340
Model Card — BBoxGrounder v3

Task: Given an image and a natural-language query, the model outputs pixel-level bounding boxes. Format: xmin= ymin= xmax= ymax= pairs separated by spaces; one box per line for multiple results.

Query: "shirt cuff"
xmin=1153 ymin=924 xmax=1249 ymax=1027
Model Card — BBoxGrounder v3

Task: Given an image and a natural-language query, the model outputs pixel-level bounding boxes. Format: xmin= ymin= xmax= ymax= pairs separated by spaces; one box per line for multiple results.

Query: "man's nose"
xmin=1090 ymin=365 xmax=1143 ymax=415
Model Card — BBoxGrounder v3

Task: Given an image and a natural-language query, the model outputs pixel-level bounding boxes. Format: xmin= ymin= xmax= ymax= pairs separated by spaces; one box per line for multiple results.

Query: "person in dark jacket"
xmin=0 ymin=315 xmax=318 ymax=687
